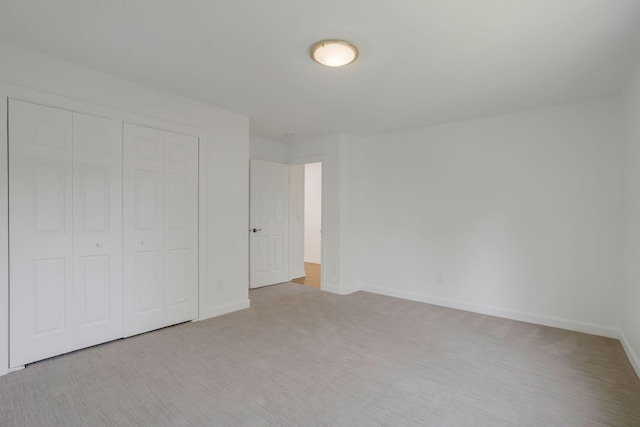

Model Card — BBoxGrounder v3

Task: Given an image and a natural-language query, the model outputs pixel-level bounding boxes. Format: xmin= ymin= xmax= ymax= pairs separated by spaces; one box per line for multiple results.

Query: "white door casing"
xmin=123 ymin=123 xmax=198 ymax=337
xmin=250 ymin=159 xmax=289 ymax=288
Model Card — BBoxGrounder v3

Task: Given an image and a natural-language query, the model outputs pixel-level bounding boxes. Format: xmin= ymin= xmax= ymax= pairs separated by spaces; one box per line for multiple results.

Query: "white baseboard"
xmin=289 ymin=271 xmax=306 ymax=280
xmin=1 ymin=365 xmax=25 ymax=377
xmin=304 ymin=258 xmax=321 ymax=264
xmin=197 ymin=299 xmax=250 ymax=321
xmin=361 ymin=285 xmax=620 ymax=339
xmin=8 ymin=365 xmax=24 ymax=374
xmin=620 ymin=330 xmax=640 ymax=379
xmin=322 ymin=283 xmax=361 ymax=295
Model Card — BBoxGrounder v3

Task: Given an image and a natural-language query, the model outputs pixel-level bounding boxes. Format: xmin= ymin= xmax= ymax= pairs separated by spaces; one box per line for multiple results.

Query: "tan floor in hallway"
xmin=291 ymin=262 xmax=320 ymax=288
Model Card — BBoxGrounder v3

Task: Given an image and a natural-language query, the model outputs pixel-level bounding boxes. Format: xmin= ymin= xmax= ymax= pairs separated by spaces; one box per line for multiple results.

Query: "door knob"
xmin=96 ymin=242 xmax=103 ymax=248
xmin=141 ymin=240 xmax=146 ymax=245
xmin=252 ymin=228 xmax=262 ymax=233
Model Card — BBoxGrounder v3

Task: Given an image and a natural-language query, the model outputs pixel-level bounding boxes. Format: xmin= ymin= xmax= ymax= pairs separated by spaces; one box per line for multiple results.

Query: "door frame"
xmin=0 ymin=82 xmax=208 ymax=375
xmin=288 ymin=155 xmax=326 ymax=291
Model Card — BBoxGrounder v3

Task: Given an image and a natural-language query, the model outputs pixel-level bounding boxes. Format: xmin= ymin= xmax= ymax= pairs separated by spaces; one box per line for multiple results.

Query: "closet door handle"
xmin=96 ymin=242 xmax=103 ymax=248
xmin=140 ymin=240 xmax=146 ymax=245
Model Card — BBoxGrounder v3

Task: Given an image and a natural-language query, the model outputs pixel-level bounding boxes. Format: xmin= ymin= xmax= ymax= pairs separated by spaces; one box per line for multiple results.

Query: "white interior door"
xmin=123 ymin=124 xmax=165 ymax=336
xmin=123 ymin=124 xmax=198 ymax=337
xmin=164 ymin=131 xmax=199 ymax=325
xmin=250 ymin=159 xmax=289 ymax=288
xmin=72 ymin=113 xmax=123 ymax=349
xmin=9 ymin=100 xmax=74 ymax=367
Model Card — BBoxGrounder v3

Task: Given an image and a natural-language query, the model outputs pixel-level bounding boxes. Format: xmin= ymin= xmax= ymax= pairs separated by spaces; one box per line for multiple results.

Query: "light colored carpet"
xmin=1 ymin=283 xmax=639 ymax=426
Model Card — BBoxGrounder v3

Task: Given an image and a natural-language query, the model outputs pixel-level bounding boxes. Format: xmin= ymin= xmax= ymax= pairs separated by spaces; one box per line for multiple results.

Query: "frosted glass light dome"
xmin=310 ymin=40 xmax=359 ymax=67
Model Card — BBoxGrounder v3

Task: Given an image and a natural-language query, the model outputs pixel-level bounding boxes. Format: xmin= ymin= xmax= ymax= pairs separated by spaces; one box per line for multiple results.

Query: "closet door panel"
xmin=123 ymin=124 xmax=165 ymax=337
xmin=73 ymin=113 xmax=123 ymax=348
xmin=135 ymin=250 xmax=162 ymax=312
xmin=164 ymin=132 xmax=198 ymax=324
xmin=9 ymin=100 xmax=74 ymax=367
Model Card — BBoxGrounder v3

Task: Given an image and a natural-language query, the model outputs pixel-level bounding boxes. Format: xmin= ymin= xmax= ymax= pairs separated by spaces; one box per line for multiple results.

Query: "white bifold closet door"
xmin=123 ymin=124 xmax=199 ymax=337
xmin=73 ymin=113 xmax=123 ymax=349
xmin=9 ymin=100 xmax=123 ymax=367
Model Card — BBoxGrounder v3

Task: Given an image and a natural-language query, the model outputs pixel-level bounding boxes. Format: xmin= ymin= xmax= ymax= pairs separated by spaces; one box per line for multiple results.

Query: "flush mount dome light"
xmin=310 ymin=40 xmax=359 ymax=67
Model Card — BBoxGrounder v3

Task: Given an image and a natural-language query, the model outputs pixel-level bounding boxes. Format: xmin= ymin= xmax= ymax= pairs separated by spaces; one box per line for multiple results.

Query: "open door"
xmin=249 ymin=159 xmax=290 ymax=288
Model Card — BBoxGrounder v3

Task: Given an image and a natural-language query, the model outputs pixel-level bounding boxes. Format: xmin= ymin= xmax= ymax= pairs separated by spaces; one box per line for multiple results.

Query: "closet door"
xmin=73 ymin=113 xmax=123 ymax=348
xmin=164 ymin=132 xmax=199 ymax=325
xmin=123 ymin=124 xmax=198 ymax=337
xmin=123 ymin=124 xmax=165 ymax=336
xmin=9 ymin=100 xmax=74 ymax=367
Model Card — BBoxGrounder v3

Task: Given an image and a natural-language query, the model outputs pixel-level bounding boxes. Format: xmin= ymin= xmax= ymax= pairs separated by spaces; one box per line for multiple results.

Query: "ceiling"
xmin=1 ymin=0 xmax=639 ymax=142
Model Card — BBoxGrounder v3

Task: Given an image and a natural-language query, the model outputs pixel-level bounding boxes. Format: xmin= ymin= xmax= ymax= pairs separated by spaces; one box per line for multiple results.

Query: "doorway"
xmin=290 ymin=162 xmax=322 ymax=289
xmin=248 ymin=158 xmax=323 ymax=290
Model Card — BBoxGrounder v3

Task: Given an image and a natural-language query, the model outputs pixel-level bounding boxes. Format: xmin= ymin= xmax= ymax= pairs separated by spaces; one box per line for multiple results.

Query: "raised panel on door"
xmin=78 ymin=255 xmax=110 ymax=322
xmin=271 ymin=185 xmax=288 ymax=278
xmin=164 ymin=132 xmax=198 ymax=324
xmin=32 ymin=160 xmax=66 ymax=233
xmin=167 ymin=248 xmax=189 ymax=307
xmin=123 ymin=124 xmax=165 ymax=337
xmin=73 ymin=113 xmax=123 ymax=348
xmin=135 ymin=170 xmax=161 ymax=230
xmin=249 ymin=159 xmax=290 ymax=288
xmin=9 ymin=100 xmax=74 ymax=367
xmin=135 ymin=250 xmax=162 ymax=313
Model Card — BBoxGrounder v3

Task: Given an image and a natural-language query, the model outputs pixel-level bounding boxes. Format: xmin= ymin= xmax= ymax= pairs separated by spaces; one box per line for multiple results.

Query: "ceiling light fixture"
xmin=310 ymin=40 xmax=359 ymax=67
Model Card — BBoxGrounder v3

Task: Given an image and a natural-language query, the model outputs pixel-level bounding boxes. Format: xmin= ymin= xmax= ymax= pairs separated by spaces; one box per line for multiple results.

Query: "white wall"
xmin=250 ymin=136 xmax=287 ymax=163
xmin=358 ymin=98 xmax=623 ymax=337
xmin=0 ymin=42 xmax=250 ymax=375
xmin=622 ymin=58 xmax=640 ymax=377
xmin=338 ymin=134 xmax=362 ymax=291
xmin=304 ymin=163 xmax=322 ymax=264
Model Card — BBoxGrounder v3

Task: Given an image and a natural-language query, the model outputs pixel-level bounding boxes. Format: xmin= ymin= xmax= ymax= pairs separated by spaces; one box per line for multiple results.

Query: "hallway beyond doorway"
xmin=291 ymin=263 xmax=320 ymax=289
